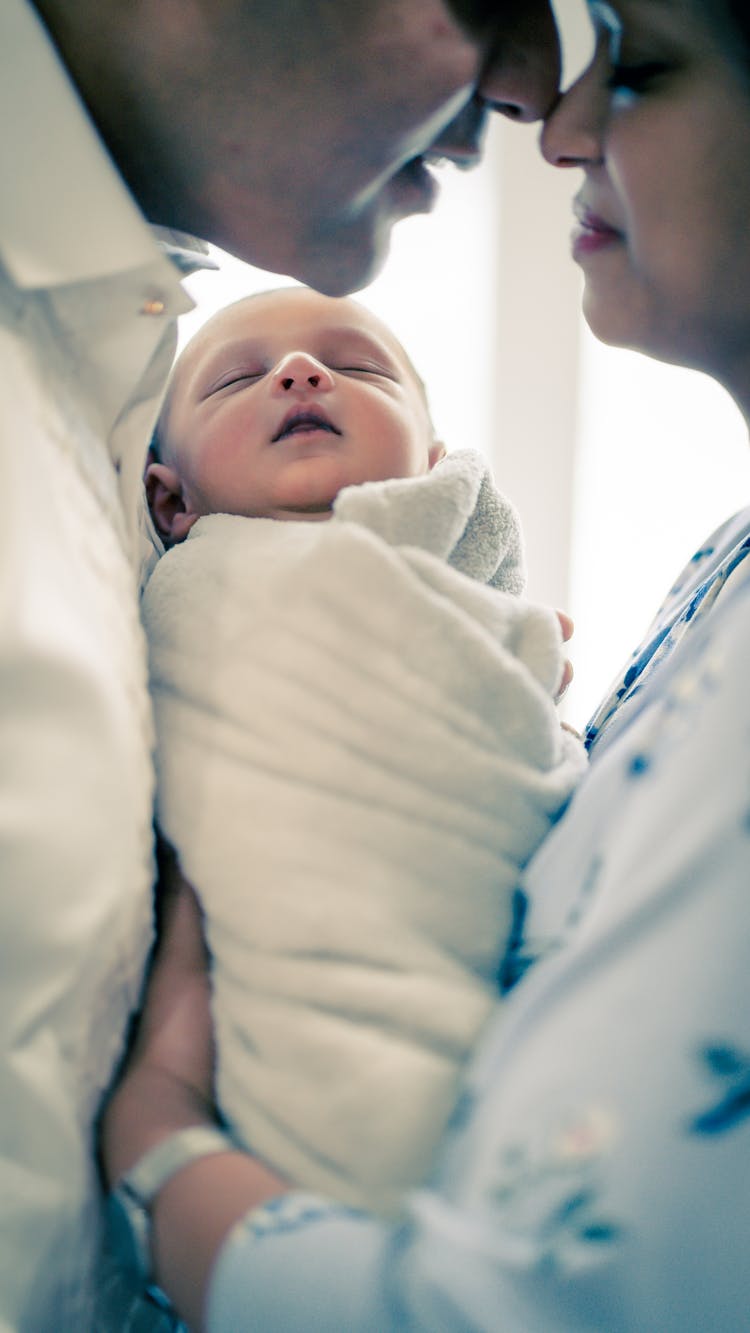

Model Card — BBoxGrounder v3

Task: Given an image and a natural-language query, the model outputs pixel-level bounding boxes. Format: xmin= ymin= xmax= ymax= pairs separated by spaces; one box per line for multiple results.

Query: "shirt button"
xmin=140 ymin=296 xmax=166 ymax=316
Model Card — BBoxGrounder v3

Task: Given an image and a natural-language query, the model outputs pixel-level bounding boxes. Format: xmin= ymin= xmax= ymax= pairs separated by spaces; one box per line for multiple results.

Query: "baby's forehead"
xmin=185 ymin=289 xmax=411 ymax=374
xmin=157 ymin=288 xmax=431 ymax=459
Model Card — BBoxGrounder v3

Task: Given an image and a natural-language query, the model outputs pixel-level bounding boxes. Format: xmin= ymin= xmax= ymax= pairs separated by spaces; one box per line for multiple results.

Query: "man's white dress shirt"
xmin=0 ymin=3 xmax=195 ymax=1327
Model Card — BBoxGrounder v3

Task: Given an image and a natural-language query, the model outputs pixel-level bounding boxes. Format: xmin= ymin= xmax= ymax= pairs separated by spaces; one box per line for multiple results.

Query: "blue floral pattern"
xmin=690 ymin=1044 xmax=750 ymax=1135
xmin=585 ymin=516 xmax=750 ymax=753
xmin=208 ymin=505 xmax=750 ymax=1333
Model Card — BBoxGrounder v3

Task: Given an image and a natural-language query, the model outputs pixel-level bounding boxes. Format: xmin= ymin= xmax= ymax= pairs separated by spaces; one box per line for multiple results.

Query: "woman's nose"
xmin=539 ymin=49 xmax=606 ymax=168
xmin=271 ymin=352 xmax=335 ymax=395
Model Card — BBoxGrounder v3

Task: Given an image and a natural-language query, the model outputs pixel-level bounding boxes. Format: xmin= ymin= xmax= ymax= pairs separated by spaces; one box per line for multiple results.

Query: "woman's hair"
xmin=726 ymin=1 xmax=750 ymax=69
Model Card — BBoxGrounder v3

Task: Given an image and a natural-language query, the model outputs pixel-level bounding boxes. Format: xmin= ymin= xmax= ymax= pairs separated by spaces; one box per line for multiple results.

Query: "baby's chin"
xmin=271 ymin=464 xmax=360 ymax=518
xmin=271 ymin=502 xmax=335 ymax=523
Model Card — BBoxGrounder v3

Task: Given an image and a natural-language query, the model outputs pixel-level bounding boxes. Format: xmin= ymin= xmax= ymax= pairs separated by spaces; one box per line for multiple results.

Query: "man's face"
xmin=123 ymin=0 xmax=561 ymax=293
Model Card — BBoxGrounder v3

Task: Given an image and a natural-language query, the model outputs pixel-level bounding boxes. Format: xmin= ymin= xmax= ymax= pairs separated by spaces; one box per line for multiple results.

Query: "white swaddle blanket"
xmin=143 ymin=450 xmax=586 ymax=1216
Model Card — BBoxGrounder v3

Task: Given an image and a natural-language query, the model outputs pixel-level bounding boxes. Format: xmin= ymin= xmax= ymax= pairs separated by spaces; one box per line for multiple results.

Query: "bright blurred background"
xmin=178 ymin=2 xmax=750 ymax=729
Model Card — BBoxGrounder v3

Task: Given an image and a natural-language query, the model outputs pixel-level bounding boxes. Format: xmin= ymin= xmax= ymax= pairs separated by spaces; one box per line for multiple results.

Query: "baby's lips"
xmin=271 ymin=405 xmax=341 ymax=443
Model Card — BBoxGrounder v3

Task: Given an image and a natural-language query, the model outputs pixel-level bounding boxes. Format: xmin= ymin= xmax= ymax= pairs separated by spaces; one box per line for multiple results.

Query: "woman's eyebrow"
xmin=589 ymin=2 xmax=623 ymax=51
xmin=591 ymin=0 xmax=678 ymax=30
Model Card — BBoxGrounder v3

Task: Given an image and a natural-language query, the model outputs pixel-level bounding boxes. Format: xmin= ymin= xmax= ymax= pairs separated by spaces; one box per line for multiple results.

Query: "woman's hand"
xmin=100 ymin=838 xmax=217 ymax=1186
xmin=100 ymin=839 xmax=287 ymax=1331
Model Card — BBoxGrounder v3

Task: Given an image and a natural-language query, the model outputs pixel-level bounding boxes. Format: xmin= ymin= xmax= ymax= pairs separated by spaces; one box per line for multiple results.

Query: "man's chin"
xmin=211 ymin=187 xmax=404 ymax=297
xmin=289 ymin=240 xmax=387 ymax=298
xmin=309 ymin=169 xmax=435 ymax=295
xmin=285 ymin=202 xmax=399 ymax=297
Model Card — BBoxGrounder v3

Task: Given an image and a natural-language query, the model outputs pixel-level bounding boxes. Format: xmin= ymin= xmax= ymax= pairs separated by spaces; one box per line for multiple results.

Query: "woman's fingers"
xmin=556 ymin=609 xmax=574 ymax=642
xmin=555 ymin=610 xmax=574 ymax=700
xmin=132 ymin=841 xmax=215 ymax=1097
xmin=557 ymin=655 xmax=574 ymax=701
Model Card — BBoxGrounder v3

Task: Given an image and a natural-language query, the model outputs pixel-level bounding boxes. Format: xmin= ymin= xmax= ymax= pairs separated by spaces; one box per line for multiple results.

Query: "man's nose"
xmin=477 ymin=0 xmax=561 ymax=124
xmin=432 ymin=2 xmax=561 ymax=166
xmin=271 ymin=352 xmax=335 ymax=394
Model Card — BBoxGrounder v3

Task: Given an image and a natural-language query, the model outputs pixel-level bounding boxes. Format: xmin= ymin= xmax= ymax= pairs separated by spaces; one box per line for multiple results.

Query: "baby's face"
xmin=156 ymin=288 xmax=443 ymax=528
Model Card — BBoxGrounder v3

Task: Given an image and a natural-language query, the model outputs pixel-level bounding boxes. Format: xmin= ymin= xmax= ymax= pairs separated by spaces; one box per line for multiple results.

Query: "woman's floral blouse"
xmin=202 ymin=507 xmax=750 ymax=1333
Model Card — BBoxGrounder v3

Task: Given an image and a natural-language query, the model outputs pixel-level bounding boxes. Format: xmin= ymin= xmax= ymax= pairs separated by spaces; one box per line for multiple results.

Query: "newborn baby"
xmin=142 ymin=286 xmax=586 ymax=1216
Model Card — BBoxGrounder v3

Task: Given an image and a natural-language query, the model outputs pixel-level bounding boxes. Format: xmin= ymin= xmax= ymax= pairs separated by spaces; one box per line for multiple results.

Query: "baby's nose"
xmin=272 ymin=352 xmax=335 ymax=394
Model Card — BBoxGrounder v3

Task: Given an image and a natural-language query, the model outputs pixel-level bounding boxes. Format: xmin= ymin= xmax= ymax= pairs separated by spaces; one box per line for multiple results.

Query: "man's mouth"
xmin=271 ymin=409 xmax=342 ymax=444
xmin=389 ymin=157 xmax=439 ymax=214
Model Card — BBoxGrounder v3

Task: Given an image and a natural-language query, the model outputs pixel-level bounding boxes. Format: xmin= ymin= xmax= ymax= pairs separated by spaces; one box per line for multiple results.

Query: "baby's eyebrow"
xmin=196 ymin=339 xmax=266 ymax=395
xmin=322 ymin=326 xmax=396 ymax=362
xmin=319 ymin=327 xmax=405 ymax=381
xmin=195 ymin=325 xmax=400 ymax=396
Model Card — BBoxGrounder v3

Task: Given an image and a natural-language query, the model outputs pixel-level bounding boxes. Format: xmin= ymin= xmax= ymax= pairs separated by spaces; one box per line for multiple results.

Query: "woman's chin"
xmin=582 ymin=293 xmax=714 ymax=373
xmin=582 ymin=285 xmax=651 ymax=354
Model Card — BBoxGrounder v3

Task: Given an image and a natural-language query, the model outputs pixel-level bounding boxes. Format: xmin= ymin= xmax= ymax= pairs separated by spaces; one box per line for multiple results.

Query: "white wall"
xmin=568 ymin=334 xmax=750 ymax=724
xmin=482 ymin=120 xmax=750 ymax=726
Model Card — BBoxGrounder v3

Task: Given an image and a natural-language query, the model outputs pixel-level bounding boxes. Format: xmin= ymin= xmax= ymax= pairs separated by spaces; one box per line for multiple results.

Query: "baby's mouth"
xmin=271 ymin=410 xmax=342 ymax=443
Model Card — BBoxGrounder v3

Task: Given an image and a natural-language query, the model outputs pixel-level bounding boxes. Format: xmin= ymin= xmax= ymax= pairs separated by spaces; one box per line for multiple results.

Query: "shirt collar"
xmin=152 ymin=227 xmax=219 ymax=279
xmin=0 ymin=0 xmax=205 ymax=295
xmin=0 ymin=1 xmax=229 ymax=577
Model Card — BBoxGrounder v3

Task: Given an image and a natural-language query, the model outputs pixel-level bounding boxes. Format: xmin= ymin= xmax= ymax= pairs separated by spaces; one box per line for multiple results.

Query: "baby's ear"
xmin=145 ymin=462 xmax=199 ymax=545
xmin=428 ymin=440 xmax=447 ymax=470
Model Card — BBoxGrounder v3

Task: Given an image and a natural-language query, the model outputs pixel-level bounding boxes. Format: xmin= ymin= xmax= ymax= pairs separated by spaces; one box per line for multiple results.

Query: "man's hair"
xmin=725 ymin=0 xmax=750 ymax=69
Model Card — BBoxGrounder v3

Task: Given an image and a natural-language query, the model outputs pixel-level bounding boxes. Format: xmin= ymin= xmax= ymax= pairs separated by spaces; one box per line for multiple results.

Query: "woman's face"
xmin=541 ymin=0 xmax=750 ymax=383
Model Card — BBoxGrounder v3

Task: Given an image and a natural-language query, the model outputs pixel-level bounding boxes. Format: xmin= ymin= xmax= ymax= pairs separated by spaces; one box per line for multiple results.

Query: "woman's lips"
xmin=571 ymin=204 xmax=623 ymax=259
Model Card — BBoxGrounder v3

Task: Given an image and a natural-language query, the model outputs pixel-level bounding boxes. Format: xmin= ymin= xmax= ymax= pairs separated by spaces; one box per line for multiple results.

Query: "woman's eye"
xmin=607 ymin=61 xmax=669 ymax=100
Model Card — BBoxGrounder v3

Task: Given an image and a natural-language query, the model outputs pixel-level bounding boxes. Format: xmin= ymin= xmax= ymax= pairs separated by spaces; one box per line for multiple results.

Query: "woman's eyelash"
xmin=607 ymin=61 xmax=669 ymax=95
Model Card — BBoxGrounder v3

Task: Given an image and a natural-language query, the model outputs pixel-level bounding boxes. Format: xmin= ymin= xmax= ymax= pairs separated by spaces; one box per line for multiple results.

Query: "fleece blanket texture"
xmin=143 ymin=450 xmax=586 ymax=1216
